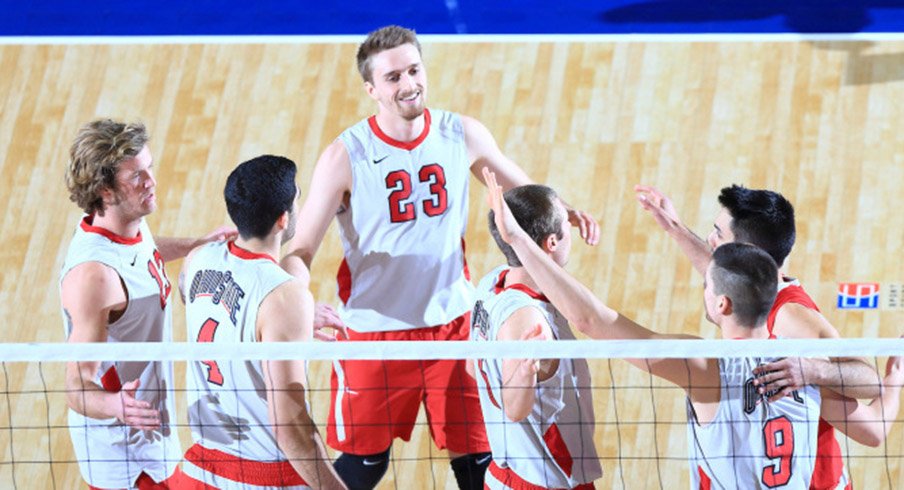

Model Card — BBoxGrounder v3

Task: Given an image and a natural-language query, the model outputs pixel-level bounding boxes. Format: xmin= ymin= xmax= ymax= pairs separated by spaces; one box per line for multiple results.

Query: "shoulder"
xmin=497 ymin=304 xmax=551 ymax=341
xmin=61 ymin=261 xmax=125 ymax=312
xmin=773 ymin=302 xmax=838 ymax=339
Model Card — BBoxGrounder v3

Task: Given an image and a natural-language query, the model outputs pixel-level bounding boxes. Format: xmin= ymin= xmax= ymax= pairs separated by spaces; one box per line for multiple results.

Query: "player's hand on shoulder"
xmin=200 ymin=225 xmax=238 ymax=245
xmin=752 ymin=357 xmax=812 ymax=402
xmin=313 ymin=303 xmax=348 ymax=341
xmin=634 ymin=184 xmax=683 ymax=232
xmin=885 ymin=335 xmax=904 ymax=390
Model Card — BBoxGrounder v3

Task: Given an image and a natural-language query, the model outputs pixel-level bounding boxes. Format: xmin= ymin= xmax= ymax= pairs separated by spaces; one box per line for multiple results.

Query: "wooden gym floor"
xmin=0 ymin=38 xmax=902 ymax=488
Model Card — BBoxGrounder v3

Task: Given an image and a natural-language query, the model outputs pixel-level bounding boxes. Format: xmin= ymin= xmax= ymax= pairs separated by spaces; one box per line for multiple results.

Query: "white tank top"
xmin=471 ymin=268 xmax=602 ymax=489
xmin=60 ymin=215 xmax=181 ymax=488
xmin=183 ymin=242 xmax=300 ymax=467
xmin=336 ymin=108 xmax=474 ymax=332
xmin=688 ymin=356 xmax=821 ymax=489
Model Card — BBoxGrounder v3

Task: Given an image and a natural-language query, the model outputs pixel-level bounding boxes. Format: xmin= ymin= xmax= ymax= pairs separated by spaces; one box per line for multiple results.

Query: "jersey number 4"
xmin=385 ymin=164 xmax=448 ymax=223
xmin=197 ymin=318 xmax=224 ymax=386
xmin=762 ymin=415 xmax=795 ymax=487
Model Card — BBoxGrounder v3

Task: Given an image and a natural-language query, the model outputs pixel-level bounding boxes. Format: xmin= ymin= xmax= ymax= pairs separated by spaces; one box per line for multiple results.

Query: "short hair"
xmin=710 ymin=242 xmax=779 ymax=328
xmin=718 ymin=184 xmax=796 ymax=267
xmin=356 ymin=25 xmax=421 ymax=83
xmin=66 ymin=119 xmax=149 ymax=215
xmin=224 ymin=155 xmax=297 ymax=240
xmin=488 ymin=185 xmax=564 ymax=268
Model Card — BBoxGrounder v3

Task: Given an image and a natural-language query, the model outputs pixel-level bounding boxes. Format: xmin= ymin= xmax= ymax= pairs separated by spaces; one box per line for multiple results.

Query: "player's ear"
xmin=542 ymin=233 xmax=558 ymax=253
xmin=718 ymin=295 xmax=733 ymax=316
xmin=364 ymin=81 xmax=377 ymax=100
xmin=275 ymin=210 xmax=290 ymax=232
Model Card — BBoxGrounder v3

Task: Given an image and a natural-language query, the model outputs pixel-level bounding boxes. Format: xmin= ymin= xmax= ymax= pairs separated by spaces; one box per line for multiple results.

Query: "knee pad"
xmin=333 ymin=447 xmax=391 ymax=490
xmin=450 ymin=452 xmax=492 ymax=490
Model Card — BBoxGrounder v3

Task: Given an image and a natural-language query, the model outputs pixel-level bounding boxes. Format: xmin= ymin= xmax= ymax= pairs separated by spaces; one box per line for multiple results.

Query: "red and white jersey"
xmin=767 ymin=278 xmax=850 ymax=490
xmin=335 ymin=108 xmax=474 ymax=332
xmin=182 ymin=241 xmax=311 ymax=489
xmin=60 ymin=215 xmax=180 ymax=489
xmin=471 ymin=268 xmax=601 ymax=489
xmin=688 ymin=355 xmax=821 ymax=490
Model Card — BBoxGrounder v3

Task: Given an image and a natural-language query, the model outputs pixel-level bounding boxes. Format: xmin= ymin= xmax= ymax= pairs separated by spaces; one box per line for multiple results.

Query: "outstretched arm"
xmin=465 ymin=116 xmax=599 ymax=245
xmin=635 ymin=185 xmax=711 ymax=275
xmin=819 ymin=353 xmax=904 ymax=447
xmin=484 ymin=168 xmax=711 ymax=390
xmin=156 ymin=226 xmax=237 ymax=263
xmin=62 ymin=262 xmax=160 ymax=429
xmin=281 ymin=140 xmax=352 ymax=286
xmin=259 ymin=280 xmax=346 ymax=489
xmin=754 ymin=305 xmax=882 ymax=400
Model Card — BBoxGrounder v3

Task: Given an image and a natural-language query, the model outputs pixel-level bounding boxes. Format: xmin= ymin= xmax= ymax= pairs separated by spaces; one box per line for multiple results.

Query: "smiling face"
xmin=364 ymin=43 xmax=427 ymax=121
xmin=103 ymin=145 xmax=157 ymax=222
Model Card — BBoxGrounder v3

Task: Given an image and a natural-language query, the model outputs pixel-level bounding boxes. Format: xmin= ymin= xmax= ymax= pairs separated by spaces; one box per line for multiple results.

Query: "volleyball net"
xmin=1 ymin=338 xmax=902 ymax=489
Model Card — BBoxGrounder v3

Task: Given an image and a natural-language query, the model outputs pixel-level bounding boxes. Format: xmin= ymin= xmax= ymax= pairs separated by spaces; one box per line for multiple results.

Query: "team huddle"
xmin=59 ymin=25 xmax=902 ymax=490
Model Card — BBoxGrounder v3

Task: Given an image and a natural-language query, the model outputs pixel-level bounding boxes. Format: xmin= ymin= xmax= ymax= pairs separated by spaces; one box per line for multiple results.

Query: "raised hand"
xmin=483 ymin=167 xmax=527 ymax=245
xmin=567 ymin=207 xmax=600 ymax=246
xmin=635 ymin=184 xmax=683 ymax=233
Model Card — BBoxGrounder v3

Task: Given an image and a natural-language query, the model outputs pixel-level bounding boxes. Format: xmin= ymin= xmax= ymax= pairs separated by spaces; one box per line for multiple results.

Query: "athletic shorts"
xmin=327 ymin=312 xmax=490 ymax=455
xmin=88 ymin=469 xmax=185 ymax=490
xmin=172 ymin=443 xmax=311 ymax=489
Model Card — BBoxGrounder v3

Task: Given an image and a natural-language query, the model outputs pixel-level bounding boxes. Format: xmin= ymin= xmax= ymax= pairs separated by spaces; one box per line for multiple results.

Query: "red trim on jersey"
xmin=493 ymin=269 xmax=551 ymax=302
xmin=227 ymin=241 xmax=277 ymax=264
xmin=477 ymin=359 xmax=502 ymax=409
xmin=766 ymin=281 xmax=820 ymax=336
xmin=367 ymin=108 xmax=432 ymax=151
xmin=543 ymin=423 xmax=573 ymax=478
xmin=697 ymin=465 xmax=712 ymax=490
xmin=88 ymin=470 xmax=179 ymax=490
xmin=99 ymin=365 xmax=122 ymax=392
xmin=80 ymin=215 xmax=143 ymax=245
xmin=765 ymin=281 xmax=845 ymax=490
xmin=487 ymin=461 xmax=593 ymax=490
xmin=183 ymin=443 xmax=308 ymax=486
xmin=462 ymin=238 xmax=471 ymax=281
xmin=337 ymin=258 xmax=351 ymax=305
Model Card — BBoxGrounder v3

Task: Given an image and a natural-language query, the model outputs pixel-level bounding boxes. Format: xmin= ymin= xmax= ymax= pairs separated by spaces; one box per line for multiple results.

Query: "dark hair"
xmin=356 ymin=25 xmax=422 ymax=83
xmin=718 ymin=184 xmax=796 ymax=267
xmin=488 ymin=185 xmax=564 ymax=267
xmin=710 ymin=242 xmax=778 ymax=328
xmin=224 ymin=155 xmax=297 ymax=240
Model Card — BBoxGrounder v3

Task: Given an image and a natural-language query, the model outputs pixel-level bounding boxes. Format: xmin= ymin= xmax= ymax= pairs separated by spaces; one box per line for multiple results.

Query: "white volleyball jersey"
xmin=336 ymin=108 xmax=474 ymax=332
xmin=688 ymin=356 xmax=821 ymax=490
xmin=183 ymin=241 xmax=311 ymax=489
xmin=60 ymin=215 xmax=180 ymax=489
xmin=471 ymin=269 xmax=601 ymax=489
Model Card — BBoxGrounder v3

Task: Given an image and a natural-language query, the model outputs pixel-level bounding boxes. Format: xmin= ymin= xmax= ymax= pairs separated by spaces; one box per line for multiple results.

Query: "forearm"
xmin=668 ymin=225 xmax=712 ymax=276
xmin=508 ymin=234 xmax=617 ymax=336
xmin=815 ymin=358 xmax=882 ymax=399
xmin=65 ymin=366 xmax=118 ymax=419
xmin=155 ymin=236 xmax=203 ymax=262
xmin=277 ymin=421 xmax=346 ymax=489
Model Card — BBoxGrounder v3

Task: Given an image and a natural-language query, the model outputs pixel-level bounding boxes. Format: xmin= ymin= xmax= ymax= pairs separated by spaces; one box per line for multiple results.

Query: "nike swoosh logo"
xmin=362 ymin=458 xmax=384 ymax=466
xmin=130 ymin=255 xmax=138 ymax=266
xmin=476 ymin=454 xmax=492 ymax=465
xmin=373 ymin=155 xmax=389 ymax=164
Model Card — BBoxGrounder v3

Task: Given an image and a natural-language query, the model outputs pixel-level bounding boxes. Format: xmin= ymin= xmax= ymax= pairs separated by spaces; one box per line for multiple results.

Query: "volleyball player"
xmin=61 ymin=119 xmax=235 ymax=489
xmin=280 ymin=25 xmax=599 ymax=489
xmin=470 ymin=184 xmax=601 ymax=489
xmin=176 ymin=155 xmax=345 ymax=489
xmin=484 ymin=169 xmax=902 ymax=489
xmin=635 ymin=183 xmax=882 ymax=488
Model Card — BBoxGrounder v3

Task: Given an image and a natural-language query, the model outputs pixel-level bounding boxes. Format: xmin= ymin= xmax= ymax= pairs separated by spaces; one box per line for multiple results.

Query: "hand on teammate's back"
xmin=635 ymin=184 xmax=683 ymax=233
xmin=752 ymin=357 xmax=814 ymax=402
xmin=112 ymin=379 xmax=161 ymax=431
xmin=313 ymin=303 xmax=348 ymax=341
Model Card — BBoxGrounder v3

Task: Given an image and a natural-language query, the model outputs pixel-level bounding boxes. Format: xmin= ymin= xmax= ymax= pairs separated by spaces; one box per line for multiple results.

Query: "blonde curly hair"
xmin=65 ymin=119 xmax=148 ymax=215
